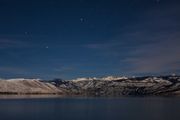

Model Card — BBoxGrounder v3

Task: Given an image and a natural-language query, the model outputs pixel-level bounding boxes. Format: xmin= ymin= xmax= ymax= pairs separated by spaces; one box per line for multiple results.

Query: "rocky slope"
xmin=0 ymin=75 xmax=180 ymax=96
xmin=50 ymin=75 xmax=180 ymax=96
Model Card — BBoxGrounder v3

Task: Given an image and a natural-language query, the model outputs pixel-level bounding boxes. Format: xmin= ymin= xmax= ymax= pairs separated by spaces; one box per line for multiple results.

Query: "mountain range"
xmin=0 ymin=75 xmax=180 ymax=96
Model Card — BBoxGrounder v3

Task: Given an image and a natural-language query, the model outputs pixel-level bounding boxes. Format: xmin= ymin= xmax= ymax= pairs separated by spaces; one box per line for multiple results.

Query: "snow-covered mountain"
xmin=71 ymin=76 xmax=128 ymax=82
xmin=0 ymin=75 xmax=180 ymax=96
xmin=0 ymin=78 xmax=62 ymax=94
xmin=51 ymin=75 xmax=180 ymax=96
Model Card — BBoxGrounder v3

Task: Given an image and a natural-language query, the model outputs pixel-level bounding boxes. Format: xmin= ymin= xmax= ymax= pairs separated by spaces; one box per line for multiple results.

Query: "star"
xmin=46 ymin=46 xmax=49 ymax=49
xmin=80 ymin=18 xmax=84 ymax=22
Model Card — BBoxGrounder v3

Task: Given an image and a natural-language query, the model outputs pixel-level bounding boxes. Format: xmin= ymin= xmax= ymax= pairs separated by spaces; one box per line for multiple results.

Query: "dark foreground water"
xmin=0 ymin=96 xmax=180 ymax=120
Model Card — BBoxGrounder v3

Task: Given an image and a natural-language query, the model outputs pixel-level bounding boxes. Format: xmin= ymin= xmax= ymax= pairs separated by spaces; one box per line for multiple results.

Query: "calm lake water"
xmin=0 ymin=96 xmax=180 ymax=120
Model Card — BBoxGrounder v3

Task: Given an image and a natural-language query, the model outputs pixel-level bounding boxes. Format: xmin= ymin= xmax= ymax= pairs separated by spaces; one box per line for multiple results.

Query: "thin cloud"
xmin=124 ymin=33 xmax=180 ymax=73
xmin=86 ymin=42 xmax=117 ymax=49
xmin=84 ymin=2 xmax=180 ymax=75
xmin=0 ymin=66 xmax=27 ymax=74
xmin=0 ymin=39 xmax=29 ymax=49
xmin=122 ymin=2 xmax=180 ymax=74
xmin=53 ymin=66 xmax=75 ymax=74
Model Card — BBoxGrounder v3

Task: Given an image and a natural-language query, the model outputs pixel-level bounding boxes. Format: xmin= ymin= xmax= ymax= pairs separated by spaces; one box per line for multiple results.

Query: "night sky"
xmin=0 ymin=0 xmax=180 ymax=79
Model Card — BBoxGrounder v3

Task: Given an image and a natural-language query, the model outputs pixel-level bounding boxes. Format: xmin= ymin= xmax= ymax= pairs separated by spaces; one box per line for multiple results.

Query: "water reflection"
xmin=0 ymin=97 xmax=179 ymax=120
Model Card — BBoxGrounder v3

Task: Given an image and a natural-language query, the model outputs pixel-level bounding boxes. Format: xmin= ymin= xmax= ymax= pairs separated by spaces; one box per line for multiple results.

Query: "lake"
xmin=0 ymin=96 xmax=180 ymax=120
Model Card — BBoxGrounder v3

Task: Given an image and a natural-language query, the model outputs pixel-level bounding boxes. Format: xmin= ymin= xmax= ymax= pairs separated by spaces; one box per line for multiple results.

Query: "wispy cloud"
xmin=53 ymin=66 xmax=75 ymax=74
xmin=123 ymin=2 xmax=180 ymax=74
xmin=124 ymin=33 xmax=180 ymax=73
xmin=86 ymin=42 xmax=117 ymax=49
xmin=0 ymin=38 xmax=29 ymax=49
xmin=0 ymin=66 xmax=27 ymax=74
xmin=84 ymin=2 xmax=180 ymax=75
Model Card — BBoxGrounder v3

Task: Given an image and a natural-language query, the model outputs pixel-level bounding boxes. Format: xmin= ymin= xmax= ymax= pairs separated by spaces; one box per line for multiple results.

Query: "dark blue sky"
xmin=0 ymin=0 xmax=180 ymax=79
